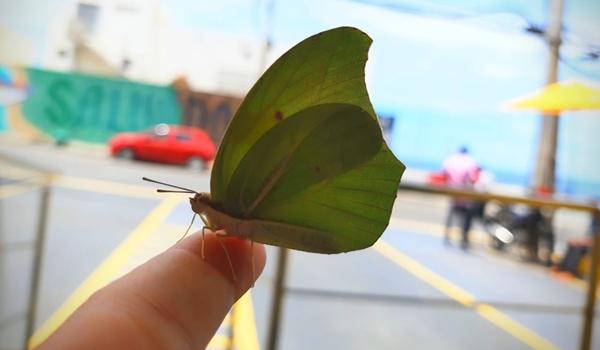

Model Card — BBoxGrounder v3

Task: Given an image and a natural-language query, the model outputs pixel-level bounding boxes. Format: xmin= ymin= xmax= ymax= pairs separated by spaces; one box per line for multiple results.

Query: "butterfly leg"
xmin=250 ymin=240 xmax=255 ymax=287
xmin=214 ymin=229 xmax=229 ymax=237
xmin=177 ymin=213 xmax=198 ymax=244
xmin=215 ymin=234 xmax=237 ymax=282
xmin=196 ymin=215 xmax=236 ymax=281
xmin=200 ymin=226 xmax=209 ymax=259
xmin=197 ymin=214 xmax=215 ymax=260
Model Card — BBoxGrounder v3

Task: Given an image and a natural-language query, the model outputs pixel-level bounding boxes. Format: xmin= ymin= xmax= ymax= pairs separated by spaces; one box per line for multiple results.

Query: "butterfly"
xmin=146 ymin=26 xmax=404 ymax=255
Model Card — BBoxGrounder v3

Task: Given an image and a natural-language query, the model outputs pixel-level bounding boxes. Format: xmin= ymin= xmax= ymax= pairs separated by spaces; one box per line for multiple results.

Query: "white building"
xmin=2 ymin=0 xmax=264 ymax=96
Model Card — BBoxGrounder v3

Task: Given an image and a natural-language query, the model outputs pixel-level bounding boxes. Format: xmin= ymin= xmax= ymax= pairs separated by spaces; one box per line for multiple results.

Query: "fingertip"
xmin=177 ymin=231 xmax=266 ymax=298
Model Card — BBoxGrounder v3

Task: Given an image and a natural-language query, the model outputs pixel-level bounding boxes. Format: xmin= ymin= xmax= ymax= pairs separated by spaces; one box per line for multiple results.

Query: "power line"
xmin=348 ymin=0 xmax=600 ymax=80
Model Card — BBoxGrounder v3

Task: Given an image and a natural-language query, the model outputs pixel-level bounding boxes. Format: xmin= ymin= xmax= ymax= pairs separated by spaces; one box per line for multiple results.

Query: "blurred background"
xmin=1 ymin=0 xmax=599 ymax=349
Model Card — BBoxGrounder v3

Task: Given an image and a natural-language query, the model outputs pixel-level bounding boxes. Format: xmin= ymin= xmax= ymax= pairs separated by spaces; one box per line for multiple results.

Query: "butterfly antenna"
xmin=157 ymin=189 xmax=195 ymax=193
xmin=142 ymin=177 xmax=198 ymax=194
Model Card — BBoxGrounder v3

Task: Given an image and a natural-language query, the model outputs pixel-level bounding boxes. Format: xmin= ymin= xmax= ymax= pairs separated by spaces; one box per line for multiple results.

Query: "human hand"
xmin=36 ymin=231 xmax=266 ymax=350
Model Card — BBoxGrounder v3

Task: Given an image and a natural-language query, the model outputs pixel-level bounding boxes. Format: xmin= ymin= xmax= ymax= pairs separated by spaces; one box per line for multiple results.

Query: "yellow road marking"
xmin=53 ymin=175 xmax=161 ymax=199
xmin=374 ymin=240 xmax=475 ymax=307
xmin=389 ymin=217 xmax=599 ymax=295
xmin=475 ymin=304 xmax=558 ymax=350
xmin=28 ymin=195 xmax=182 ymax=348
xmin=0 ymin=164 xmax=43 ymax=180
xmin=207 ymin=335 xmax=232 ymax=349
xmin=373 ymin=240 xmax=559 ymax=350
xmin=222 ymin=313 xmax=232 ymax=327
xmin=0 ymin=171 xmax=50 ymax=199
xmin=0 ymin=183 xmax=41 ymax=198
xmin=232 ymin=291 xmax=260 ymax=350
xmin=388 ymin=217 xmax=489 ymax=243
xmin=1 ymin=170 xmax=161 ymax=199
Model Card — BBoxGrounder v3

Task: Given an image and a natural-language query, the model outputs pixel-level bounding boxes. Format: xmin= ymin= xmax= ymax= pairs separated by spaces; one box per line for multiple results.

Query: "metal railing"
xmin=265 ymin=182 xmax=600 ymax=350
xmin=0 ymin=156 xmax=52 ymax=350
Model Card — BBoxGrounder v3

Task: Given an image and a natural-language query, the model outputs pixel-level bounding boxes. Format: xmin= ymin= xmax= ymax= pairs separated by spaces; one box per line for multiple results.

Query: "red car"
xmin=109 ymin=124 xmax=216 ymax=169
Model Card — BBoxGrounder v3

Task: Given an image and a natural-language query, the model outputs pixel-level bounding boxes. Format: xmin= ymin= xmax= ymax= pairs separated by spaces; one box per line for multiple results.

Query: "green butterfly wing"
xmin=222 ymin=103 xmax=380 ymax=216
xmin=210 ymin=26 xmax=405 ymax=253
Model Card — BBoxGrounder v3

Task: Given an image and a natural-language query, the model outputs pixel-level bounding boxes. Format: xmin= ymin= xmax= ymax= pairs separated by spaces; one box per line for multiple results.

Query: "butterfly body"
xmin=191 ymin=193 xmax=343 ymax=253
xmin=190 ymin=193 xmax=253 ymax=240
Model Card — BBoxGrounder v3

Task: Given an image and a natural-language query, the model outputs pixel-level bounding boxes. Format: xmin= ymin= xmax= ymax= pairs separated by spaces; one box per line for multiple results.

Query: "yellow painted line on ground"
xmin=0 ymin=183 xmax=41 ymax=199
xmin=390 ymin=217 xmax=600 ymax=296
xmin=222 ymin=313 xmax=232 ymax=327
xmin=28 ymin=195 xmax=182 ymax=348
xmin=475 ymin=304 xmax=558 ymax=350
xmin=0 ymin=170 xmax=160 ymax=200
xmin=232 ymin=291 xmax=260 ymax=350
xmin=373 ymin=240 xmax=559 ymax=350
xmin=207 ymin=335 xmax=232 ymax=349
xmin=53 ymin=175 xmax=161 ymax=199
xmin=0 ymin=170 xmax=50 ymax=199
xmin=388 ymin=217 xmax=489 ymax=244
xmin=374 ymin=240 xmax=476 ymax=307
xmin=0 ymin=164 xmax=43 ymax=180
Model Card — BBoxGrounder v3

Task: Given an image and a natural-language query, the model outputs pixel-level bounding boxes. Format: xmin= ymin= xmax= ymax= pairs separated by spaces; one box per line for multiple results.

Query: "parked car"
xmin=109 ymin=124 xmax=216 ymax=169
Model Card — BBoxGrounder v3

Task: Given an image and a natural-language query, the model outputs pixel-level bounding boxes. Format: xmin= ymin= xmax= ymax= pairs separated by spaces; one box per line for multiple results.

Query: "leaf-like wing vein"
xmin=281 ymin=75 xmax=364 ymax=112
xmin=314 ymin=42 xmax=338 ymax=101
xmin=243 ymin=151 xmax=295 ymax=216
xmin=333 ymin=196 xmax=393 ymax=211
xmin=304 ymin=197 xmax=385 ymax=226
xmin=266 ymin=42 xmax=313 ymax=110
xmin=329 ymin=185 xmax=398 ymax=198
xmin=242 ymin=110 xmax=344 ymax=216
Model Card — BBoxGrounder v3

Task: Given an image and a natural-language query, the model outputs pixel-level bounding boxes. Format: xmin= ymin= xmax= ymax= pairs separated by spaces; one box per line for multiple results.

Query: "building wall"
xmin=173 ymin=78 xmax=241 ymax=146
xmin=40 ymin=0 xmax=262 ymax=96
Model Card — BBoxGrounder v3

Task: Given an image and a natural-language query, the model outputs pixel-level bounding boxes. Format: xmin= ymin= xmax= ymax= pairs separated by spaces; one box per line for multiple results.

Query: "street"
xmin=0 ymin=139 xmax=597 ymax=350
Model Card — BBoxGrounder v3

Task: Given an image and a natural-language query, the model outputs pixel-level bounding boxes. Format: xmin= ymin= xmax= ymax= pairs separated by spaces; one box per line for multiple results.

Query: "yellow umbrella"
xmin=508 ymin=80 xmax=600 ymax=114
xmin=503 ymin=80 xmax=600 ymax=194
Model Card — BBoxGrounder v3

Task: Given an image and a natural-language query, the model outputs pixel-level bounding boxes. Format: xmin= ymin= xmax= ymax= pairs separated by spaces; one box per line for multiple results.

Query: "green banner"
xmin=22 ymin=68 xmax=181 ymax=143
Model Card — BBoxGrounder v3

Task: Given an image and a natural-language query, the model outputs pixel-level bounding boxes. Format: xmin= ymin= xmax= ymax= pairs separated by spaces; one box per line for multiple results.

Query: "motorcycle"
xmin=483 ymin=202 xmax=555 ymax=265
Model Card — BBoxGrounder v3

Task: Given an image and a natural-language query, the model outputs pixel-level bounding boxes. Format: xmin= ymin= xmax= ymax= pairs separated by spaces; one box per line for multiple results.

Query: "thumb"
xmin=37 ymin=231 xmax=266 ymax=350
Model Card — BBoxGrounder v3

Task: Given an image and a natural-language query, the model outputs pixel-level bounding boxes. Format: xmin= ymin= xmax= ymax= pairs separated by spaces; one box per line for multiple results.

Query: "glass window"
xmin=176 ymin=133 xmax=191 ymax=142
xmin=77 ymin=3 xmax=100 ymax=33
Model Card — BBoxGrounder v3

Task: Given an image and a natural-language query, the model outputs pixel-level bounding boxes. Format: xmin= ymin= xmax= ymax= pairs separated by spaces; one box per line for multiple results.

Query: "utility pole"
xmin=532 ymin=0 xmax=564 ymax=193
xmin=258 ymin=0 xmax=276 ymax=76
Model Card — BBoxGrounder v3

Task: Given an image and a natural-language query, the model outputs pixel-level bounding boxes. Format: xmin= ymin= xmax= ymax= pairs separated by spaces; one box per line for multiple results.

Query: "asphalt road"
xmin=0 ymin=139 xmax=597 ymax=350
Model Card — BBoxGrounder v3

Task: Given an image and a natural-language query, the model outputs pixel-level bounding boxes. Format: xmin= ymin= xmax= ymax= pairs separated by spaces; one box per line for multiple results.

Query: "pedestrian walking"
xmin=442 ymin=146 xmax=479 ymax=249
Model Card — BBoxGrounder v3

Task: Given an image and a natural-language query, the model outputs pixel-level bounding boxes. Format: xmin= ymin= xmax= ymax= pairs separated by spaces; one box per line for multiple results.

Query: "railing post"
xmin=24 ymin=177 xmax=52 ymax=349
xmin=266 ymin=248 xmax=289 ymax=350
xmin=580 ymin=209 xmax=600 ymax=350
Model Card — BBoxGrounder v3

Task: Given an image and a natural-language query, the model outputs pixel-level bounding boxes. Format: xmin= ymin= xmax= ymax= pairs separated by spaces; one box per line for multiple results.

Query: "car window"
xmin=176 ymin=133 xmax=191 ymax=142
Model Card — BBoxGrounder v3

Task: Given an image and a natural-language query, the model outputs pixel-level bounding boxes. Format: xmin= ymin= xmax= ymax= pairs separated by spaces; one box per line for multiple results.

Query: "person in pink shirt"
xmin=442 ymin=146 xmax=478 ymax=187
xmin=442 ymin=146 xmax=479 ymax=249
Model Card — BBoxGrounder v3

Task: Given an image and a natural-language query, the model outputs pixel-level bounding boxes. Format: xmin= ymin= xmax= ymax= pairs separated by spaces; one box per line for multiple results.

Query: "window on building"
xmin=77 ymin=3 xmax=100 ymax=33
